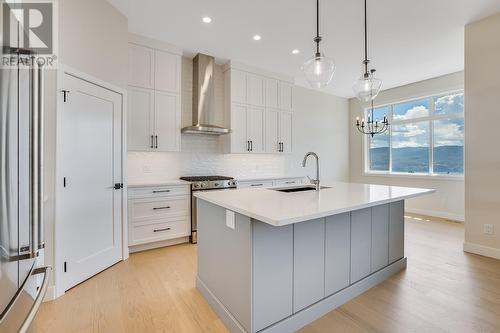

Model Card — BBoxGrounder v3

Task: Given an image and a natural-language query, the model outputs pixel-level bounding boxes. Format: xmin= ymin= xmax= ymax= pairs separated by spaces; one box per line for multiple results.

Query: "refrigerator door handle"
xmin=37 ymin=63 xmax=44 ymax=250
xmin=18 ymin=266 xmax=52 ymax=333
xmin=29 ymin=62 xmax=39 ymax=258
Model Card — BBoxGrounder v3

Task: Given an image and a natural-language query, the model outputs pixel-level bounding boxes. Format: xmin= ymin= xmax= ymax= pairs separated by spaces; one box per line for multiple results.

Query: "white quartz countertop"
xmin=194 ymin=182 xmax=435 ymax=226
xmin=127 ymin=180 xmax=190 ymax=187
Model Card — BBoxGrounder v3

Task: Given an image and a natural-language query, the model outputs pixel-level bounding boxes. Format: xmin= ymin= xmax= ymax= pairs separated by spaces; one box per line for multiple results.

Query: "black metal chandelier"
xmin=355 ymin=99 xmax=389 ymax=137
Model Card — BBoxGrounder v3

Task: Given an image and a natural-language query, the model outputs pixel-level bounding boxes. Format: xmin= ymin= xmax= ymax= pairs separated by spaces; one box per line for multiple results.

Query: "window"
xmin=366 ymin=91 xmax=464 ymax=177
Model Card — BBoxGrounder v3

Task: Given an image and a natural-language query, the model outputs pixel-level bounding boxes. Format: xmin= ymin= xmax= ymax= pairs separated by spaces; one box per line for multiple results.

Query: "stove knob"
xmin=200 ymin=183 xmax=206 ymax=188
xmin=193 ymin=183 xmax=200 ymax=189
xmin=214 ymin=182 xmax=220 ymax=187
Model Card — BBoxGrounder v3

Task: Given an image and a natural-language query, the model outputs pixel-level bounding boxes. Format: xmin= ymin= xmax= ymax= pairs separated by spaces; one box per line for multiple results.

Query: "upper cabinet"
xmin=155 ymin=50 xmax=181 ymax=93
xmin=223 ymin=63 xmax=295 ymax=154
xmin=129 ymin=43 xmax=155 ymax=89
xmin=127 ymin=35 xmax=182 ymax=152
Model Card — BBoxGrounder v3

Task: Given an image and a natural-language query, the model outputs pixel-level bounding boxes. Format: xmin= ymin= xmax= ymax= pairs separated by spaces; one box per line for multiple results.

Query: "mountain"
xmin=370 ymin=146 xmax=463 ymax=174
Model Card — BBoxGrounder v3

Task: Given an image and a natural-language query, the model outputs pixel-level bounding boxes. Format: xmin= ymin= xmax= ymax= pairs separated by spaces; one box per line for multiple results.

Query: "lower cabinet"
xmin=350 ymin=208 xmax=372 ymax=283
xmin=325 ymin=213 xmax=351 ymax=296
xmin=128 ymin=185 xmax=190 ymax=249
xmin=293 ymin=219 xmax=325 ymax=313
xmin=389 ymin=201 xmax=405 ymax=263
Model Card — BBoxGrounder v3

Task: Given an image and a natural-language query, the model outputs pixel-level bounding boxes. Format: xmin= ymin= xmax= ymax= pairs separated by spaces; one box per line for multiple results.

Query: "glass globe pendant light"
xmin=353 ymin=0 xmax=382 ymax=102
xmin=301 ymin=0 xmax=335 ymax=88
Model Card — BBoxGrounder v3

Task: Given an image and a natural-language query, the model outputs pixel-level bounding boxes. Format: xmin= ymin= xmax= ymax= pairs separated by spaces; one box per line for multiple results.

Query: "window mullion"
xmin=429 ymin=97 xmax=435 ymax=175
xmin=389 ymin=104 xmax=393 ymax=173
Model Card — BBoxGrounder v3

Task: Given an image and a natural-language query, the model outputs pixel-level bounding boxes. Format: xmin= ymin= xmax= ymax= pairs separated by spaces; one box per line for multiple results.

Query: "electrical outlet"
xmin=226 ymin=210 xmax=235 ymax=230
xmin=483 ymin=224 xmax=494 ymax=235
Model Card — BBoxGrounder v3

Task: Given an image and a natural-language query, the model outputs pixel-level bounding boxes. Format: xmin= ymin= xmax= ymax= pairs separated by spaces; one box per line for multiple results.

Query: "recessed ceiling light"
xmin=292 ymin=49 xmax=300 ymax=54
xmin=202 ymin=16 xmax=212 ymax=23
xmin=253 ymin=35 xmax=262 ymax=41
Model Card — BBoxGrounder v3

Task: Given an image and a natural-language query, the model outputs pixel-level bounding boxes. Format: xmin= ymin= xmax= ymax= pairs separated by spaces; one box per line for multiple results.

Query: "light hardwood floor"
xmin=32 ymin=215 xmax=500 ymax=333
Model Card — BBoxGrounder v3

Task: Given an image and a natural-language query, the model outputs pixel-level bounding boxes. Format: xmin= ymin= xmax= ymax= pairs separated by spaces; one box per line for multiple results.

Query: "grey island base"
xmin=196 ymin=199 xmax=407 ymax=333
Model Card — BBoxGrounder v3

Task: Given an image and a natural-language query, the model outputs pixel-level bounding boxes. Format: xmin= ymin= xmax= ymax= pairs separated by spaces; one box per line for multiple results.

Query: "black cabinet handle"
xmin=247 ymin=141 xmax=250 ymax=152
xmin=150 ymin=135 xmax=154 ymax=149
xmin=153 ymin=227 xmax=171 ymax=233
xmin=153 ymin=206 xmax=171 ymax=210
xmin=153 ymin=190 xmax=170 ymax=194
xmin=155 ymin=135 xmax=158 ymax=149
xmin=251 ymin=184 xmax=264 ymax=187
xmin=250 ymin=140 xmax=253 ymax=152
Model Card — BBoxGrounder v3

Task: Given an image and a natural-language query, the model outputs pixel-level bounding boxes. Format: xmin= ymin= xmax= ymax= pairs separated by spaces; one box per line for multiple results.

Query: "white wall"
xmin=349 ymin=72 xmax=465 ymax=221
xmin=128 ymin=57 xmax=350 ymax=183
xmin=43 ymin=0 xmax=128 ymax=296
xmin=464 ymin=12 xmax=500 ymax=259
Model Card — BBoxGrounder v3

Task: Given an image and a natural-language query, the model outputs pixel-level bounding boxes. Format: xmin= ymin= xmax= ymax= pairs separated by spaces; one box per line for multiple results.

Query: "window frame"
xmin=363 ymin=89 xmax=464 ymax=180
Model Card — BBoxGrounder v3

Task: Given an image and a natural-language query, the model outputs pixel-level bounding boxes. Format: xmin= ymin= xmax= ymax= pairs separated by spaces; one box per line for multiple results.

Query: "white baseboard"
xmin=129 ymin=237 xmax=190 ymax=253
xmin=463 ymin=242 xmax=500 ymax=260
xmin=405 ymin=208 xmax=464 ymax=222
xmin=43 ymin=285 xmax=56 ymax=302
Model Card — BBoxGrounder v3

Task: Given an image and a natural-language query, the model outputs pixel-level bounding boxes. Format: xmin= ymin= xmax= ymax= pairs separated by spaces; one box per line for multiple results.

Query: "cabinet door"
xmin=280 ymin=82 xmax=293 ymax=111
xmin=155 ymin=50 xmax=181 ymax=93
xmin=247 ymin=74 xmax=265 ymax=106
xmin=350 ymin=208 xmax=372 ymax=283
xmin=389 ymin=201 xmax=405 ymax=264
xmin=293 ymin=218 xmax=325 ymax=313
xmin=265 ymin=109 xmax=280 ymax=153
xmin=230 ymin=103 xmax=248 ymax=153
xmin=279 ymin=111 xmax=293 ymax=153
xmin=325 ymin=213 xmax=351 ymax=296
xmin=371 ymin=204 xmax=389 ymax=272
xmin=128 ymin=87 xmax=154 ymax=151
xmin=247 ymin=106 xmax=265 ymax=153
xmin=155 ymin=91 xmax=180 ymax=152
xmin=129 ymin=43 xmax=155 ymax=89
xmin=231 ymin=70 xmax=247 ymax=104
xmin=265 ymin=78 xmax=280 ymax=108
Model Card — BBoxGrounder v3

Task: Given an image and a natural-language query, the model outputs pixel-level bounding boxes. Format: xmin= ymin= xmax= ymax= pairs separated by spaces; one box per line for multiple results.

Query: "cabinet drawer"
xmin=128 ymin=185 xmax=189 ymax=199
xmin=129 ymin=196 xmax=189 ymax=221
xmin=275 ymin=178 xmax=303 ymax=187
xmin=129 ymin=218 xmax=190 ymax=245
xmin=237 ymin=180 xmax=275 ymax=189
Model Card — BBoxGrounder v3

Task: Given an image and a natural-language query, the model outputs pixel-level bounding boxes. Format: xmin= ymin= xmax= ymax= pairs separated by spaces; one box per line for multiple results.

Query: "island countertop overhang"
xmin=194 ymin=182 xmax=435 ymax=226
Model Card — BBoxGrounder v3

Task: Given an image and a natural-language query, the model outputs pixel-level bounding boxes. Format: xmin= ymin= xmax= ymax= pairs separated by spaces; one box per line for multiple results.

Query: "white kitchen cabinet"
xmin=155 ymin=91 xmax=180 ymax=152
xmin=129 ymin=43 xmax=155 ymax=89
xmin=247 ymin=106 xmax=265 ymax=153
xmin=280 ymin=82 xmax=294 ymax=111
xmin=247 ymin=74 xmax=265 ymax=107
xmin=155 ymin=50 xmax=181 ymax=93
xmin=265 ymin=78 xmax=280 ymax=109
xmin=128 ymin=184 xmax=191 ymax=251
xmin=230 ymin=70 xmax=248 ymax=104
xmin=265 ymin=109 xmax=280 ymax=153
xmin=279 ymin=111 xmax=293 ymax=153
xmin=128 ymin=36 xmax=182 ymax=152
xmin=128 ymin=87 xmax=155 ymax=151
xmin=230 ymin=103 xmax=249 ymax=153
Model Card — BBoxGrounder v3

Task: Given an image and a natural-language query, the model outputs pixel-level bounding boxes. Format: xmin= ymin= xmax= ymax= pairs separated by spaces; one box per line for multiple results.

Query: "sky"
xmin=370 ymin=93 xmax=464 ymax=149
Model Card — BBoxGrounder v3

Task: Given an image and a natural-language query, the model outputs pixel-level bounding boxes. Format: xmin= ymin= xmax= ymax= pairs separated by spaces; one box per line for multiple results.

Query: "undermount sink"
xmin=273 ymin=186 xmax=331 ymax=193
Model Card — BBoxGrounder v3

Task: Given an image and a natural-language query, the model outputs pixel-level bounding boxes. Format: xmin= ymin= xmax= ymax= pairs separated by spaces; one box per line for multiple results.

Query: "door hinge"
xmin=63 ymin=261 xmax=67 ymax=273
xmin=114 ymin=183 xmax=124 ymax=190
xmin=61 ymin=90 xmax=70 ymax=102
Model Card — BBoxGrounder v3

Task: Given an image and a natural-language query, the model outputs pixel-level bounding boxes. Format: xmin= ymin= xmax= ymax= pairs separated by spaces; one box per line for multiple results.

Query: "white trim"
xmin=463 ymin=242 xmax=500 ymax=260
xmin=405 ymin=208 xmax=464 ymax=222
xmin=43 ymin=286 xmax=56 ymax=302
xmin=128 ymin=33 xmax=182 ymax=55
xmin=128 ymin=237 xmax=189 ymax=253
xmin=362 ymin=171 xmax=464 ymax=182
xmin=54 ymin=64 xmax=128 ymax=298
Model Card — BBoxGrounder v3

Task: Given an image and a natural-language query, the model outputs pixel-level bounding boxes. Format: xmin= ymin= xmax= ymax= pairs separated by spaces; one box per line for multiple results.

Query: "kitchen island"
xmin=194 ymin=182 xmax=434 ymax=333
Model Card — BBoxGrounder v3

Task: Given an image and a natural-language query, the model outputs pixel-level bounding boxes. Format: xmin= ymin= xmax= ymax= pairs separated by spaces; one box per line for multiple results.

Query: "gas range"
xmin=180 ymin=176 xmax=238 ymax=244
xmin=180 ymin=176 xmax=237 ymax=191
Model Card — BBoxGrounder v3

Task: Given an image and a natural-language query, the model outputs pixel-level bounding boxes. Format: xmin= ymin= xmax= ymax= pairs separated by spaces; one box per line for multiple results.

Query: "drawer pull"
xmin=251 ymin=184 xmax=264 ymax=187
xmin=153 ymin=227 xmax=171 ymax=233
xmin=285 ymin=181 xmax=296 ymax=184
xmin=153 ymin=190 xmax=171 ymax=194
xmin=153 ymin=206 xmax=171 ymax=210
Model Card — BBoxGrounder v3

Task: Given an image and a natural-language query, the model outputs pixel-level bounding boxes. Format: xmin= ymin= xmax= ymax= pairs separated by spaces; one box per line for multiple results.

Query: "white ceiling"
xmin=108 ymin=0 xmax=500 ymax=98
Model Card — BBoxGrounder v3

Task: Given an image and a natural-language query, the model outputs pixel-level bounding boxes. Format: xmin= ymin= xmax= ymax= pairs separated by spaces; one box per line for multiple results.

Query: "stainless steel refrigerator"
xmin=0 ymin=44 xmax=51 ymax=332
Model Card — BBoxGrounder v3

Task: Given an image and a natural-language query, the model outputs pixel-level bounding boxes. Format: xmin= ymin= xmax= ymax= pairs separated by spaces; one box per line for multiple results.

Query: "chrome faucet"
xmin=302 ymin=152 xmax=320 ymax=191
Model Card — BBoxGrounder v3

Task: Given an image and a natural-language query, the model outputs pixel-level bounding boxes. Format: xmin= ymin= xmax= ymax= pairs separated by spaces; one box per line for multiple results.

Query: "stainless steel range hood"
xmin=181 ymin=54 xmax=231 ymax=135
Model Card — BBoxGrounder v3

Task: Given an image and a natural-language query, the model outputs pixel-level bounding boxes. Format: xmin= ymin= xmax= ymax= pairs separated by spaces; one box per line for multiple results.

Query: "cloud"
xmin=392 ymin=122 xmax=428 ymax=148
xmin=434 ymin=120 xmax=464 ymax=146
xmin=435 ymin=94 xmax=464 ymax=114
xmin=393 ymin=105 xmax=429 ymax=120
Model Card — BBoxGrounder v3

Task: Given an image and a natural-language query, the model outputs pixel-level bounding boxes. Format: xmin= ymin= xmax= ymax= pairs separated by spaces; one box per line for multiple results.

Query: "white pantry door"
xmin=59 ymin=73 xmax=123 ymax=291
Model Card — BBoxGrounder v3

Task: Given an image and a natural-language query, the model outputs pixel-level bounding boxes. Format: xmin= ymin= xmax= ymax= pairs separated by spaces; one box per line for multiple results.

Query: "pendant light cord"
xmin=315 ymin=0 xmax=321 ymax=56
xmin=364 ymin=0 xmax=369 ymax=75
